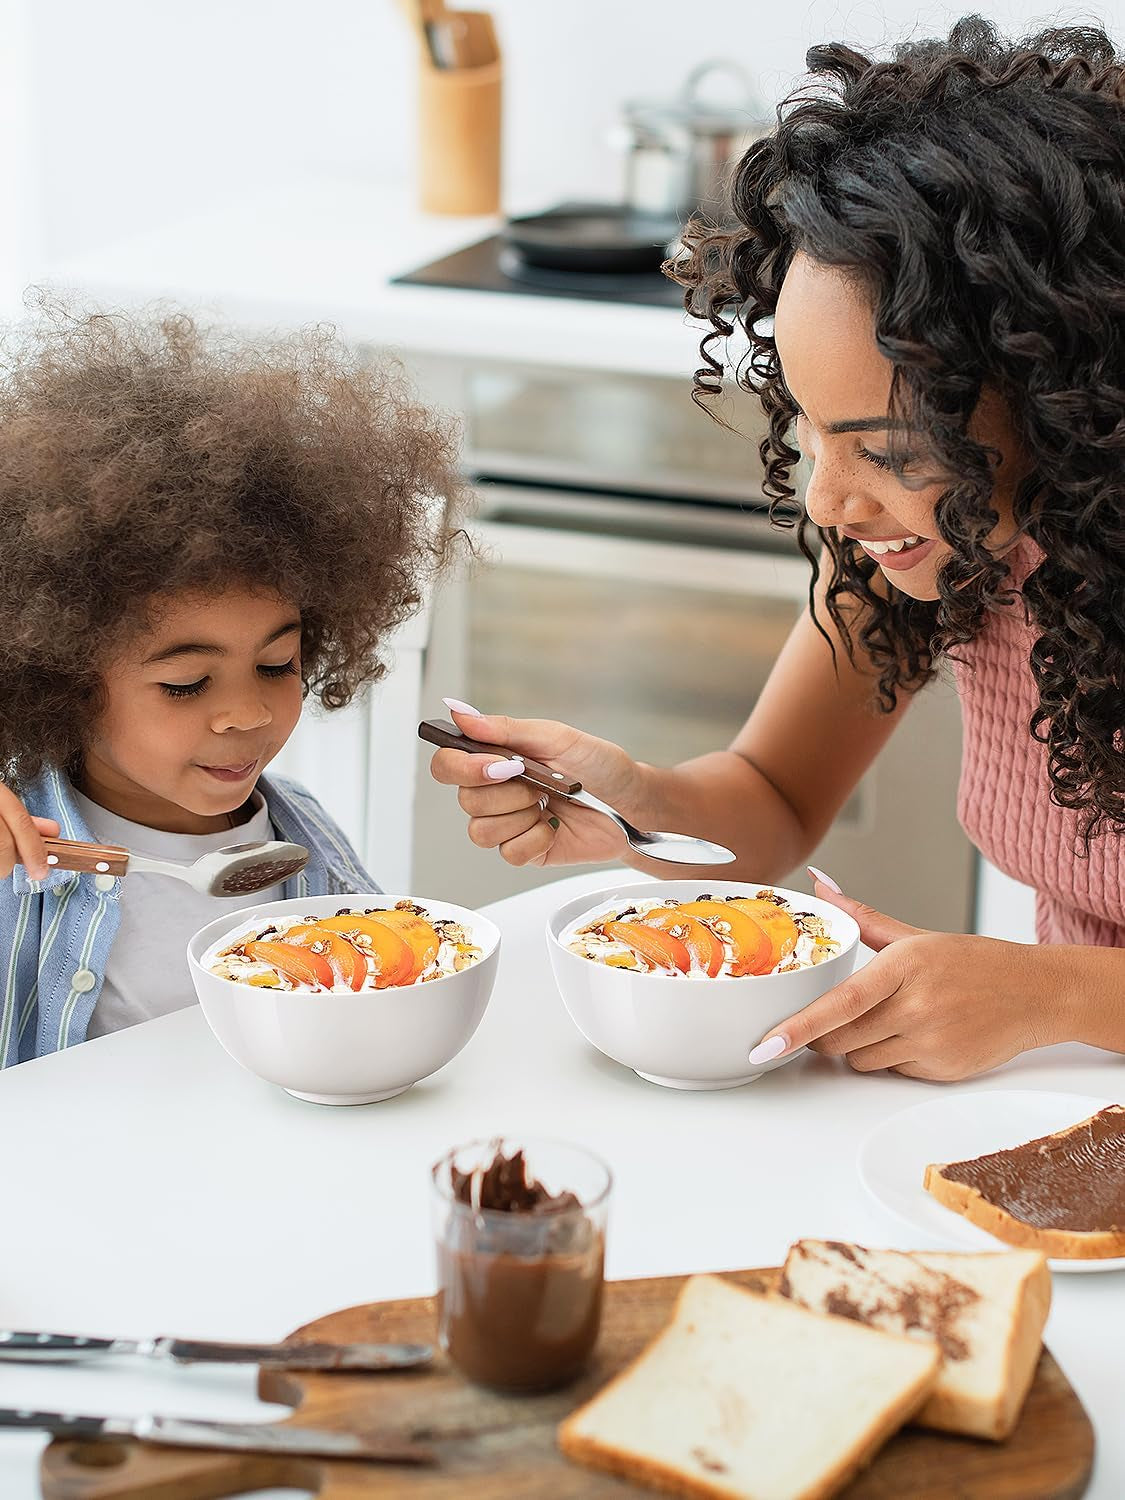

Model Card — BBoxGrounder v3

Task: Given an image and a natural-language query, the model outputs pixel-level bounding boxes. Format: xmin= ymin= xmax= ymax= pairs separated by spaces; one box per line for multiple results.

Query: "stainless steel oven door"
xmin=414 ymin=483 xmax=974 ymax=928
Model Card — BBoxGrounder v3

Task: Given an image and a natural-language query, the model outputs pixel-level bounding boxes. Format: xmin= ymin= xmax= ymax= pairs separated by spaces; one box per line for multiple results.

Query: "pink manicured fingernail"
xmin=443 ymin=696 xmax=482 ymax=717
xmin=748 ymin=1035 xmax=789 ymax=1065
xmin=485 ymin=758 xmax=525 ymax=781
xmin=807 ymin=865 xmax=842 ymax=894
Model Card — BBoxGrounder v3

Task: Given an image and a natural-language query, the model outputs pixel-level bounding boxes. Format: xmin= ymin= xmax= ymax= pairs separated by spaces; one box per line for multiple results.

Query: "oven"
xmin=396 ymin=351 xmax=974 ymax=930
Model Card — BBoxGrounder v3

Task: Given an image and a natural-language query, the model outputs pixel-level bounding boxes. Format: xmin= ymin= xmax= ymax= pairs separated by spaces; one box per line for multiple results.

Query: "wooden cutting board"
xmin=40 ymin=1268 xmax=1094 ymax=1500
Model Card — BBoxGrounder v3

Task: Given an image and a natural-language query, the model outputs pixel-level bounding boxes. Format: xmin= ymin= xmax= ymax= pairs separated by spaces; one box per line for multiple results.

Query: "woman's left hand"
xmin=750 ymin=880 xmax=1064 ymax=1081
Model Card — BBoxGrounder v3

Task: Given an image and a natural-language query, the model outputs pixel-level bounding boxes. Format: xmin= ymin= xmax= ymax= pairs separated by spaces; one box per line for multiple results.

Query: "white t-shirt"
xmin=71 ymin=787 xmax=275 ymax=1039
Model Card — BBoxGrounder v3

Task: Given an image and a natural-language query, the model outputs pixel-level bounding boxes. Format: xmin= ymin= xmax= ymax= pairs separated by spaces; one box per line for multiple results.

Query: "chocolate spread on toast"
xmin=935 ymin=1105 xmax=1125 ymax=1232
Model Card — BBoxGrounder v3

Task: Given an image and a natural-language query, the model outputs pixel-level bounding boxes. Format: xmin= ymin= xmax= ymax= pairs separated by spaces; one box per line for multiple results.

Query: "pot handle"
xmin=679 ymin=59 xmax=759 ymax=112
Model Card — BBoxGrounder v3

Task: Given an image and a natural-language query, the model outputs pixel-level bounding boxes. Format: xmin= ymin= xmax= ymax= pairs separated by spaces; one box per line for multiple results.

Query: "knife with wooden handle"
xmin=0 ymin=1329 xmax=432 ymax=1371
xmin=0 ymin=1408 xmax=434 ymax=1462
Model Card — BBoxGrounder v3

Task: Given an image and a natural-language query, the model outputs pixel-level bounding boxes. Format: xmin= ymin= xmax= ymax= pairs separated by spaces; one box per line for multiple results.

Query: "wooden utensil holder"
xmin=418 ymin=12 xmax=502 ymax=216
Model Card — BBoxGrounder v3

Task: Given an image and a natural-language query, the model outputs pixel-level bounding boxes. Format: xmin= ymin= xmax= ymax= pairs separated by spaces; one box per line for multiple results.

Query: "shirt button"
xmin=71 ymin=969 xmax=97 ymax=994
xmin=94 ymin=874 xmax=116 ymax=893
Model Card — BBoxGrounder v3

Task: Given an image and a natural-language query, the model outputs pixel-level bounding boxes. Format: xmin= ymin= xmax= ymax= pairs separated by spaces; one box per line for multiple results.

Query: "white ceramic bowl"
xmin=187 ymin=894 xmax=500 ymax=1106
xmin=546 ymin=880 xmax=859 ymax=1090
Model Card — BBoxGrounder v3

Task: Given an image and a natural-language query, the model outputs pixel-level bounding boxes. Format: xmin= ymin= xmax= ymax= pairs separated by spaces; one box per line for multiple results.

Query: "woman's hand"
xmin=427 ymin=701 xmax=649 ymax=868
xmin=749 ymin=876 xmax=1065 ymax=1081
xmin=0 ymin=783 xmax=59 ymax=882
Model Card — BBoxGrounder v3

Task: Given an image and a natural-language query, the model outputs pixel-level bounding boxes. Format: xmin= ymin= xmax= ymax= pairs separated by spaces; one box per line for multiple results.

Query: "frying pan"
xmin=501 ymin=202 xmax=682 ymax=274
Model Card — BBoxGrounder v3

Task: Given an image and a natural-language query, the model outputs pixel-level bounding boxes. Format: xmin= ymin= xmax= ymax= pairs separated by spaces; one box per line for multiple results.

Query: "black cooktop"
xmin=391 ymin=234 xmax=685 ymax=309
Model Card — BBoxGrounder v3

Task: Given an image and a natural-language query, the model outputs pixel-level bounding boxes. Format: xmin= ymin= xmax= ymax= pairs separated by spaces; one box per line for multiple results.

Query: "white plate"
xmin=858 ymin=1089 xmax=1125 ymax=1273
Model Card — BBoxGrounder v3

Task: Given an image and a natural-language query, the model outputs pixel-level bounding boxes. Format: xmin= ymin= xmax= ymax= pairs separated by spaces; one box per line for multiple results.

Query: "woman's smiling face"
xmin=773 ymin=252 xmax=1028 ymax=601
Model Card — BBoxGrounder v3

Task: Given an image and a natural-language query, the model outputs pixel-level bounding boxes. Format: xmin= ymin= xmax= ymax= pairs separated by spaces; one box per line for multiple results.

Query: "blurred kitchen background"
xmin=0 ymin=0 xmax=1064 ymax=938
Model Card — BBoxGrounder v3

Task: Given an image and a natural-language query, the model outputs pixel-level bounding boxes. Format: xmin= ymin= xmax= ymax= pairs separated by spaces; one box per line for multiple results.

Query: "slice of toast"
xmin=558 ymin=1273 xmax=940 ymax=1500
xmin=924 ymin=1104 xmax=1125 ymax=1259
xmin=780 ymin=1241 xmax=1050 ymax=1440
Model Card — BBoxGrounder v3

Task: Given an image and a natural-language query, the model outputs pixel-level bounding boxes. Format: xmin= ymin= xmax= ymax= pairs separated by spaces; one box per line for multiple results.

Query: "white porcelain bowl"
xmin=187 ymin=894 xmax=500 ymax=1106
xmin=546 ymin=880 xmax=859 ymax=1090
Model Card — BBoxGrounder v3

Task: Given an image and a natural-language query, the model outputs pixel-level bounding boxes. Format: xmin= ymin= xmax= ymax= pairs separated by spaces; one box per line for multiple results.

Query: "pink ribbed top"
xmin=953 ymin=540 xmax=1125 ymax=947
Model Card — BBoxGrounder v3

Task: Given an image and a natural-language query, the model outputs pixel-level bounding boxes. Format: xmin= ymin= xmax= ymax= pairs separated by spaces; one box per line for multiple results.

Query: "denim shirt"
xmin=1 ymin=766 xmax=378 ymax=1067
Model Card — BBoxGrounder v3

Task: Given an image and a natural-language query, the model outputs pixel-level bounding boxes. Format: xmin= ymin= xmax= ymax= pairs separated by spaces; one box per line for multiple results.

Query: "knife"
xmin=0 ymin=1407 xmax=434 ymax=1463
xmin=0 ymin=1330 xmax=432 ymax=1371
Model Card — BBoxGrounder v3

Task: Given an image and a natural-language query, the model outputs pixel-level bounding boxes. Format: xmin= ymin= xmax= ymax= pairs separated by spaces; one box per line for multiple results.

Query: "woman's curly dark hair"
xmin=674 ymin=14 xmax=1125 ymax=840
xmin=0 ymin=303 xmax=468 ymax=788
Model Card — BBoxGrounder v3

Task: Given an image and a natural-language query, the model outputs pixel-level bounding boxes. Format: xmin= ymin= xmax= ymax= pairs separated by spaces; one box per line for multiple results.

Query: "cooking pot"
xmin=614 ymin=59 xmax=770 ymax=225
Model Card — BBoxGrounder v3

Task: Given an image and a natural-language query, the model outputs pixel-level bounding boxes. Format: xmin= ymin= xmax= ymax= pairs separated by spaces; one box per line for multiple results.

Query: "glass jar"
xmin=431 ymin=1136 xmax=612 ymax=1392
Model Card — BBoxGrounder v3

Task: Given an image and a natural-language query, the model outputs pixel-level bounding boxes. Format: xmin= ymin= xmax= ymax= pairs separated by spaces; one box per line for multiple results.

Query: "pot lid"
xmin=624 ymin=59 xmax=766 ymax=136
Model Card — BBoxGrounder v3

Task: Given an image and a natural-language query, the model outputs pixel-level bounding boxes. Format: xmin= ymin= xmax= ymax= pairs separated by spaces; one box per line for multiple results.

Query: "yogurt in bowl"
xmin=546 ymin=880 xmax=859 ymax=1090
xmin=202 ymin=899 xmax=484 ymax=992
xmin=562 ymin=889 xmax=841 ymax=979
xmin=188 ymin=894 xmax=500 ymax=1105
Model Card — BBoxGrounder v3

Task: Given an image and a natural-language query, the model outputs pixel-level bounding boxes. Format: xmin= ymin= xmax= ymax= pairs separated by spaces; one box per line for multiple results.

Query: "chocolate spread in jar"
xmin=437 ymin=1147 xmax=604 ymax=1392
xmin=936 ymin=1104 xmax=1125 ymax=1231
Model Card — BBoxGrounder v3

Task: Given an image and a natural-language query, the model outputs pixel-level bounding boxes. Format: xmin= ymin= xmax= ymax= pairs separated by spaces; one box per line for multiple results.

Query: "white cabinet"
xmin=269 ymin=600 xmax=433 ymax=894
xmin=974 ymin=858 xmax=1037 ymax=942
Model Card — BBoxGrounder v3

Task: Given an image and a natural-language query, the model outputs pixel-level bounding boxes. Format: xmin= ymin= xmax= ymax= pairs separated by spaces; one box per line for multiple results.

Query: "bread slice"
xmin=914 ymin=1250 xmax=1051 ymax=1437
xmin=924 ymin=1104 xmax=1125 ymax=1259
xmin=779 ymin=1241 xmax=1050 ymax=1440
xmin=557 ymin=1274 xmax=940 ymax=1500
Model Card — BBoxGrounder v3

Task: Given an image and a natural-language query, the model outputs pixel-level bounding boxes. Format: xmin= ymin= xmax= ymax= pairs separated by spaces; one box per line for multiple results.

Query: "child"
xmin=0 ymin=306 xmax=464 ymax=1065
xmin=429 ymin=17 xmax=1125 ymax=1082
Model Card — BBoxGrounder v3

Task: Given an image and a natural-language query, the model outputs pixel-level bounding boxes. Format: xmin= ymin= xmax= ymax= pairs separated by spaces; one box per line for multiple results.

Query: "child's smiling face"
xmin=81 ymin=587 xmax=304 ymax=834
xmin=773 ymin=252 xmax=1030 ymax=601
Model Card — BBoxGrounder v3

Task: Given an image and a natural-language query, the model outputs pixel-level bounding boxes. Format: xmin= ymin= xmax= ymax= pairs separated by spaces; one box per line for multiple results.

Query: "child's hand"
xmin=428 ymin=702 xmax=647 ymax=868
xmin=0 ymin=783 xmax=59 ymax=882
xmin=749 ymin=880 xmax=1063 ymax=1081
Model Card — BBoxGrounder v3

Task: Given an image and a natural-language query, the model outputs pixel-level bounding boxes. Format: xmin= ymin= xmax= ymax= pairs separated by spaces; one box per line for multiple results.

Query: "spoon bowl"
xmin=564 ymin=786 xmax=735 ymax=865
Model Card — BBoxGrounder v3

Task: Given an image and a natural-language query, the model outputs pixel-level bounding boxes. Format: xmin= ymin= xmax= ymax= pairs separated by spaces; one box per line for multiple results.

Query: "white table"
xmin=2 ymin=868 xmax=1122 ymax=1499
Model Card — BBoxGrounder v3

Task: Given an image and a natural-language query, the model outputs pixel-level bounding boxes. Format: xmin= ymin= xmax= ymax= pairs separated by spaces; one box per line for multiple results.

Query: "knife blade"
xmin=0 ymin=1408 xmax=434 ymax=1463
xmin=0 ymin=1330 xmax=432 ymax=1371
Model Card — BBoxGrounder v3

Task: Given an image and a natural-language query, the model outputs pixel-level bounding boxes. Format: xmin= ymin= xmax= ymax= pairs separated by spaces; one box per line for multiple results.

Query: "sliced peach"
xmin=676 ymin=901 xmax=773 ymax=977
xmin=361 ymin=923 xmax=416 ymax=988
xmin=728 ymin=898 xmax=799 ymax=971
xmin=643 ymin=909 xmax=724 ymax=977
xmin=363 ymin=910 xmax=441 ymax=976
xmin=244 ymin=940 xmax=334 ymax=989
xmin=315 ymin=914 xmax=415 ymax=987
xmin=284 ymin=924 xmax=367 ymax=991
xmin=604 ymin=920 xmax=690 ymax=974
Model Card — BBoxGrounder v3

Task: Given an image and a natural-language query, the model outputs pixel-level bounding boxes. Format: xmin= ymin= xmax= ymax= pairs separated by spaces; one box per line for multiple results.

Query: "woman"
xmin=429 ymin=16 xmax=1125 ymax=1081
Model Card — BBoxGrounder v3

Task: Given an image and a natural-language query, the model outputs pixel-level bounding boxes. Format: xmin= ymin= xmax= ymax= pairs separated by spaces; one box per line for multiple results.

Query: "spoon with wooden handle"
xmin=418 ymin=718 xmax=736 ymax=865
xmin=41 ymin=837 xmax=310 ymax=897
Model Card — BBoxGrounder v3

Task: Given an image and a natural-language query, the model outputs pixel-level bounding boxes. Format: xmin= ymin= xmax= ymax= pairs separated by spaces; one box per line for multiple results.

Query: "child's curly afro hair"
xmin=0 ymin=302 xmax=468 ymax=788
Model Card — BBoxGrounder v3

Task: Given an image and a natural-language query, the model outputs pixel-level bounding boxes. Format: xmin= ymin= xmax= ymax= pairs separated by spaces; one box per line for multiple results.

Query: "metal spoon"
xmin=418 ymin=718 xmax=736 ymax=866
xmin=41 ymin=836 xmax=310 ymax=897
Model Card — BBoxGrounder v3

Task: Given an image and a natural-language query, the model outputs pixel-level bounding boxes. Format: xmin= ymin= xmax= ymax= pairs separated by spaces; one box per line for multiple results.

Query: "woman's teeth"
xmin=862 ymin=535 xmax=924 ymax=554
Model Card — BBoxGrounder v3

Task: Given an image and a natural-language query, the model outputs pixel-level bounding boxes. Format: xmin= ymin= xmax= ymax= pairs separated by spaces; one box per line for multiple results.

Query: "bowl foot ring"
xmin=633 ymin=1071 xmax=760 ymax=1091
xmin=284 ymin=1084 xmax=414 ymax=1106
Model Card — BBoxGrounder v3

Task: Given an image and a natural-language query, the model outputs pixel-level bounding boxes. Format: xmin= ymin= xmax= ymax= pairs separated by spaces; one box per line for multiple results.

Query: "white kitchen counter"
xmin=40 ymin=175 xmax=712 ymax=378
xmin=0 ymin=867 xmax=1121 ymax=1499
